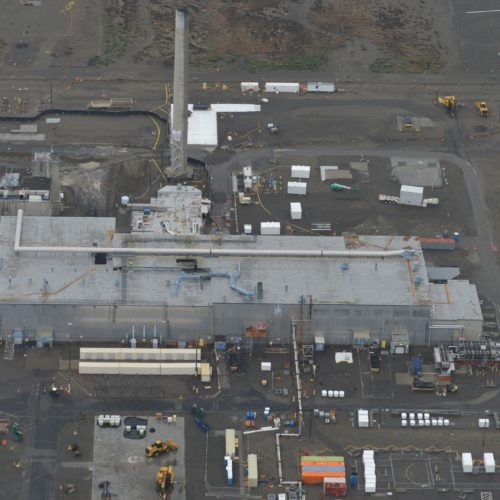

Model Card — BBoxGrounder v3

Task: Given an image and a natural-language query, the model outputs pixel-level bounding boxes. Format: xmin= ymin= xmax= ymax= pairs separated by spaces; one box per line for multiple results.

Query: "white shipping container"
xmin=248 ymin=454 xmax=258 ymax=488
xmin=307 ymin=82 xmax=335 ymax=93
xmin=484 ymin=453 xmax=495 ymax=473
xmin=287 ymin=181 xmax=307 ymax=195
xmin=241 ymin=82 xmax=259 ymax=93
xmin=290 ymin=202 xmax=302 ymax=220
xmin=291 ymin=165 xmax=311 ymax=179
xmin=244 ymin=224 xmax=252 ymax=235
xmin=400 ymin=185 xmax=424 ymax=206
xmin=265 ymin=82 xmax=300 ymax=94
xmin=260 ymin=222 xmax=281 ymax=235
xmin=261 ymin=361 xmax=272 ymax=371
xmin=462 ymin=453 xmax=473 ymax=473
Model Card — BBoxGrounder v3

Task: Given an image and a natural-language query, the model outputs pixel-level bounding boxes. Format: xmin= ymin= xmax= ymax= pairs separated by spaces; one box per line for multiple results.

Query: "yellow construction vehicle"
xmin=145 ymin=439 xmax=178 ymax=458
xmin=475 ymin=101 xmax=488 ymax=117
xmin=436 ymin=89 xmax=457 ymax=117
xmin=155 ymin=466 xmax=174 ymax=499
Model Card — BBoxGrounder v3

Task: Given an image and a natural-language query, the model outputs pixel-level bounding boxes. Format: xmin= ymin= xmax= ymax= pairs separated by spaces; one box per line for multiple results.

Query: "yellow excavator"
xmin=155 ymin=466 xmax=174 ymax=499
xmin=475 ymin=101 xmax=488 ymax=117
xmin=145 ymin=439 xmax=178 ymax=458
xmin=436 ymin=89 xmax=457 ymax=117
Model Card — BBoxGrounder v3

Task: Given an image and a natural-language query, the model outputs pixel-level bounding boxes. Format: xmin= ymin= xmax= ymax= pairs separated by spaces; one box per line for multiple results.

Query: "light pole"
xmin=67 ymin=322 xmax=73 ymax=395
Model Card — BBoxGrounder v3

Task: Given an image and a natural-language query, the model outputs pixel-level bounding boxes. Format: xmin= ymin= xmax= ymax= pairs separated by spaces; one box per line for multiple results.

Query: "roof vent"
xmin=340 ymin=262 xmax=349 ymax=271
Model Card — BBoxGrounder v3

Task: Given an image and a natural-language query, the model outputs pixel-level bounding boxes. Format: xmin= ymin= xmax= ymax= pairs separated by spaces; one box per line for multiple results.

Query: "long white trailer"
xmin=378 ymin=194 xmax=439 ymax=207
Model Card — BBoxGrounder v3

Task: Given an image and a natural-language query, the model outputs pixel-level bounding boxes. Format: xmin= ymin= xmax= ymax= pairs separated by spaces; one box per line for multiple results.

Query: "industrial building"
xmin=0 ymin=210 xmax=482 ymax=345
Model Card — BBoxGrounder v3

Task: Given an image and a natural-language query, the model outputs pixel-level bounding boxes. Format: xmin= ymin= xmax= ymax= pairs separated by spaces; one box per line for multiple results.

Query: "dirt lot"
xmin=234 ymin=154 xmax=474 ymax=239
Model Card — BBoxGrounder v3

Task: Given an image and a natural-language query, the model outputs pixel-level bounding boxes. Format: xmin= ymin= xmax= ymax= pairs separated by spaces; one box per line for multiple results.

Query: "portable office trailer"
xmin=291 ymin=165 xmax=311 ymax=179
xmin=79 ymin=347 xmax=201 ymax=361
xmin=78 ymin=361 xmax=202 ymax=376
xmin=287 ymin=181 xmax=307 ymax=195
xmin=265 ymin=82 xmax=300 ymax=94
xmin=260 ymin=222 xmax=281 ymax=235
xmin=307 ymin=82 xmax=335 ymax=93
xmin=240 ymin=82 xmax=259 ymax=93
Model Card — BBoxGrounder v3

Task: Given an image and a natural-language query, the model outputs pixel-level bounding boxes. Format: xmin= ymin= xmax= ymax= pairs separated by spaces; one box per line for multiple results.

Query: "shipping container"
xmin=248 ymin=454 xmax=258 ymax=488
xmin=400 ymin=185 xmax=424 ymax=206
xmin=265 ymin=82 xmax=300 ymax=94
xmin=291 ymin=165 xmax=311 ymax=179
xmin=287 ymin=181 xmax=307 ymax=195
xmin=307 ymin=82 xmax=335 ymax=93
xmin=260 ymin=222 xmax=281 ymax=235
xmin=418 ymin=237 xmax=456 ymax=250
xmin=484 ymin=453 xmax=495 ymax=473
xmin=290 ymin=202 xmax=302 ymax=220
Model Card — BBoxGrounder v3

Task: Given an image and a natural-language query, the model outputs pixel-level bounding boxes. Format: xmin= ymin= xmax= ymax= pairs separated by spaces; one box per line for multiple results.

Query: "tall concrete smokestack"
xmin=167 ymin=9 xmax=192 ymax=178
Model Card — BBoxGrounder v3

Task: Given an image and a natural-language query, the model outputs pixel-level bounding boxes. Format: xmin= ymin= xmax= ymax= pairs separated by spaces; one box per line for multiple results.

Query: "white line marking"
xmin=466 ymin=10 xmax=500 ymax=14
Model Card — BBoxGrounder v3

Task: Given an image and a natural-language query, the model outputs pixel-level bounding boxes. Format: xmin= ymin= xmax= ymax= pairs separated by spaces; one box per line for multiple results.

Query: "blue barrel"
xmin=289 ymin=419 xmax=295 ymax=427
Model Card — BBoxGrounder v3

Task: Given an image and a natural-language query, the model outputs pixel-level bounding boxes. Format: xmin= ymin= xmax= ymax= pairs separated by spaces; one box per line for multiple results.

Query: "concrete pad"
xmin=395 ymin=372 xmax=412 ymax=385
xmin=391 ymin=157 xmax=442 ymax=187
xmin=92 ymin=416 xmax=186 ymax=500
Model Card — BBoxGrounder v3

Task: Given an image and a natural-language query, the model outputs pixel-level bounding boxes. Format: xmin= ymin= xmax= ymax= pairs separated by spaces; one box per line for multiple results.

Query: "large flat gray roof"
xmin=0 ymin=216 xmax=476 ymax=315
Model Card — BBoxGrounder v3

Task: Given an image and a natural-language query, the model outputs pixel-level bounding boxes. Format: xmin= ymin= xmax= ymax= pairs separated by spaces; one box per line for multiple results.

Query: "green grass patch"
xmin=369 ymin=57 xmax=395 ymax=73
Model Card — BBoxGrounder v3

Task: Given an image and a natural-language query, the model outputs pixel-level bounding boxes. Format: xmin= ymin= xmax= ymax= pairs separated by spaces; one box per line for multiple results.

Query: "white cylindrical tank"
xmin=121 ymin=195 xmax=130 ymax=206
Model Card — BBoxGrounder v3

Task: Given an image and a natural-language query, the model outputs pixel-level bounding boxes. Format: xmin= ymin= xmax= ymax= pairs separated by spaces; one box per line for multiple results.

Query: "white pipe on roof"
xmin=14 ymin=210 xmax=409 ymax=258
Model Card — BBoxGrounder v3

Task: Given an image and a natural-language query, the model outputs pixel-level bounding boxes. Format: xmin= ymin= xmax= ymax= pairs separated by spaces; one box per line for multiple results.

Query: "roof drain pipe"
xmin=275 ymin=320 xmax=303 ymax=495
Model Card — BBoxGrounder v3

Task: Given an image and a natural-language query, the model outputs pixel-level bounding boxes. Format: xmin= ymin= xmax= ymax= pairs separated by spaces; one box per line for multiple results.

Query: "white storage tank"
xmin=290 ymin=202 xmax=302 ymax=220
xmin=291 ymin=165 xmax=311 ymax=179
xmin=260 ymin=222 xmax=281 ymax=235
xmin=121 ymin=195 xmax=130 ymax=206
xmin=287 ymin=181 xmax=307 ymax=195
xmin=400 ymin=185 xmax=424 ymax=206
